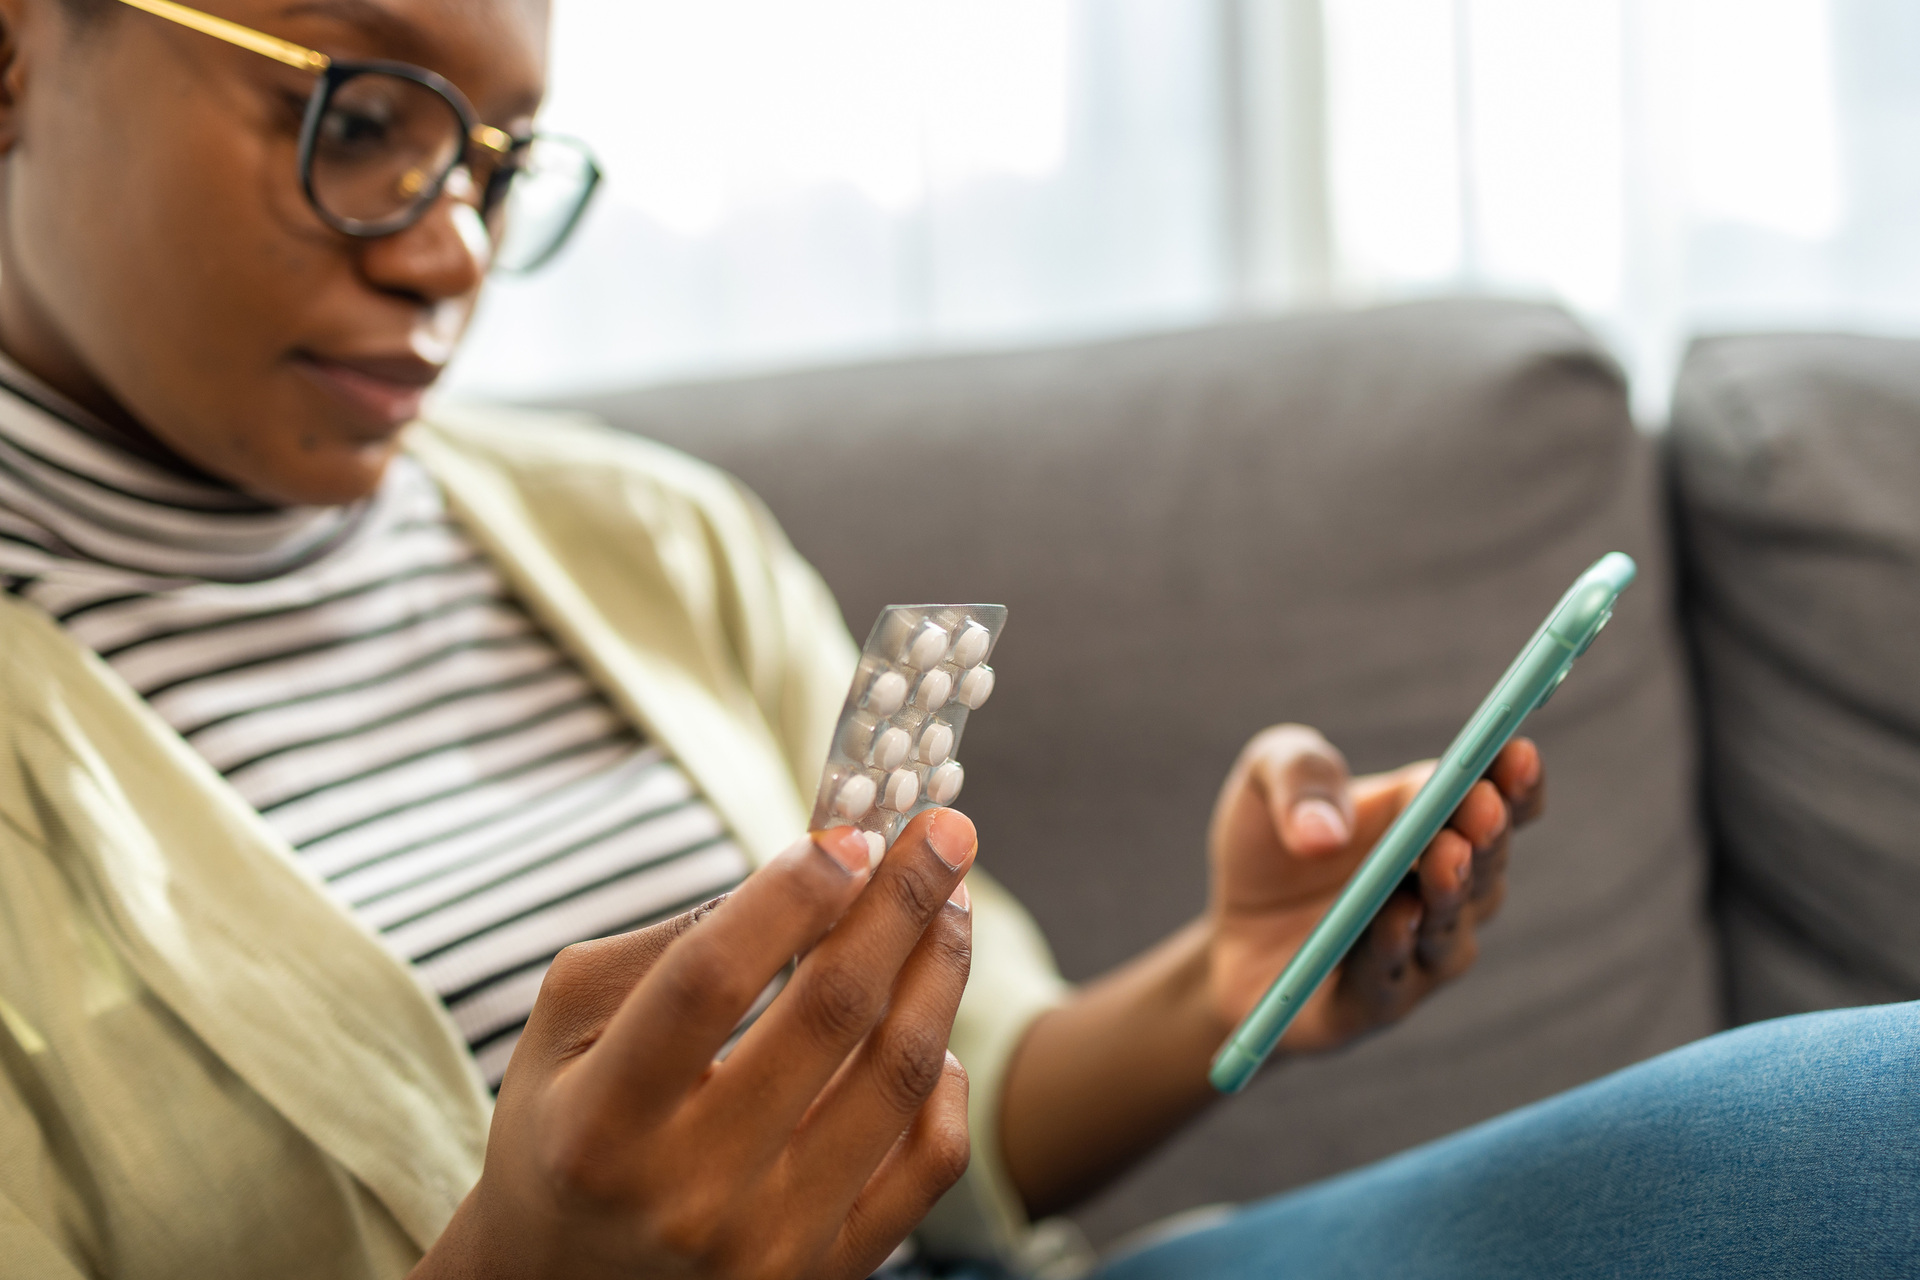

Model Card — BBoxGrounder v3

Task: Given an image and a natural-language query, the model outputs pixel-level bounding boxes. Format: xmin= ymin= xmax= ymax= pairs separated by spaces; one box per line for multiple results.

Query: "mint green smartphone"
xmin=1208 ymin=552 xmax=1638 ymax=1095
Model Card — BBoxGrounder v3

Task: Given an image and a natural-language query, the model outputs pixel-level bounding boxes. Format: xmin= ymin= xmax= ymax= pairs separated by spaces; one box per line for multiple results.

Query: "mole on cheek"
xmin=300 ymin=432 xmax=322 ymax=452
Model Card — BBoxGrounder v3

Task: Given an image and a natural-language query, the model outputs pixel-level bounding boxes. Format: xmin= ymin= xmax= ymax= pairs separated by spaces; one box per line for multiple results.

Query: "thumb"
xmin=1246 ymin=724 xmax=1354 ymax=857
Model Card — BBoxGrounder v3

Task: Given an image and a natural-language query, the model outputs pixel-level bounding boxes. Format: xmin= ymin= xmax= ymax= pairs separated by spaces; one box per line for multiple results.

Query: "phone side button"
xmin=1458 ymin=702 xmax=1514 ymax=768
xmin=1574 ymin=608 xmax=1614 ymax=657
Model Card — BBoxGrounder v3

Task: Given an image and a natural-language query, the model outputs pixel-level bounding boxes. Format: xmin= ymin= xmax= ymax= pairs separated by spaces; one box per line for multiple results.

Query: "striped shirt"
xmin=0 ymin=360 xmax=750 ymax=1086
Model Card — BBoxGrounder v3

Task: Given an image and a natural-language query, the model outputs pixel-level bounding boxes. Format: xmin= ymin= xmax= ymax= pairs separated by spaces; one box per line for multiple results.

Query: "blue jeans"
xmin=1093 ymin=1002 xmax=1919 ymax=1279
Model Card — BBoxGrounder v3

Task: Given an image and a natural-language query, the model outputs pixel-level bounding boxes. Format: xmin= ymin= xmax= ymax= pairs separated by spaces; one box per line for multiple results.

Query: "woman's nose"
xmin=357 ymin=172 xmax=491 ymax=303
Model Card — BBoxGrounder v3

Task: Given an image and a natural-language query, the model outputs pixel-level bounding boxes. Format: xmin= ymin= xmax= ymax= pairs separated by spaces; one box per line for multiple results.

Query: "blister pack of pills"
xmin=810 ymin=604 xmax=1006 ymax=867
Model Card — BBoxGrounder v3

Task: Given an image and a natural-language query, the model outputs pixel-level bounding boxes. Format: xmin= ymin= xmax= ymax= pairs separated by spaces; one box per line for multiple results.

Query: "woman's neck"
xmin=0 ymin=310 xmax=229 ymax=484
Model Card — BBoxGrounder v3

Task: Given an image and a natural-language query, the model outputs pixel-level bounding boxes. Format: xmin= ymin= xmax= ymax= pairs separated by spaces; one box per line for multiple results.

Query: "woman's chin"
xmin=232 ymin=433 xmax=403 ymax=509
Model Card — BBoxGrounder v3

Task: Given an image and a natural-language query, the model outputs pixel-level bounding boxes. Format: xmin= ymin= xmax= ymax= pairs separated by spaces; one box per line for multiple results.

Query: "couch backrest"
xmin=563 ymin=299 xmax=1719 ymax=1243
xmin=1672 ymin=333 xmax=1920 ymax=1023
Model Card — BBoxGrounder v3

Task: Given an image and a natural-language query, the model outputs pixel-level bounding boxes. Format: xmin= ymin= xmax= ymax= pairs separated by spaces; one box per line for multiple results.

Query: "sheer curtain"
xmin=1304 ymin=0 xmax=1920 ymax=418
xmin=447 ymin=0 xmax=1920 ymax=418
xmin=446 ymin=0 xmax=1230 ymax=401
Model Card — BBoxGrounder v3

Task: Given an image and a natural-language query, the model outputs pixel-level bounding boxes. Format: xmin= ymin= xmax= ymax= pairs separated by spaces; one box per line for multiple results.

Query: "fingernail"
xmin=948 ymin=880 xmax=971 ymax=912
xmin=808 ymin=828 xmax=871 ymax=877
xmin=1292 ymin=798 xmax=1350 ymax=846
xmin=925 ymin=811 xmax=976 ymax=872
xmin=1457 ymin=851 xmax=1475 ymax=892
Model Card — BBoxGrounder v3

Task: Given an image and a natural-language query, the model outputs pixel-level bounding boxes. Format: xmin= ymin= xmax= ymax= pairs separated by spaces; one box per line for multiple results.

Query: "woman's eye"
xmin=319 ymin=105 xmax=393 ymax=152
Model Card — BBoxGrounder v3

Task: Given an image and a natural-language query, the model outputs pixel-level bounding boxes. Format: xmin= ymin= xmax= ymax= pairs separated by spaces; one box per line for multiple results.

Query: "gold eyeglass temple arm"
xmin=117 ymin=0 xmax=331 ymax=73
xmin=117 ymin=0 xmax=515 ymax=157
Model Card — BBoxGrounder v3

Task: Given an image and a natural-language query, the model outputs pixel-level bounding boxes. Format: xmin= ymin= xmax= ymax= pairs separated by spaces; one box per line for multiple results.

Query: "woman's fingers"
xmin=468 ymin=820 xmax=972 ymax=1280
xmin=1470 ymin=832 xmax=1511 ymax=917
xmin=698 ymin=809 xmax=976 ymax=1143
xmin=820 ymin=1055 xmax=972 ymax=1280
xmin=1413 ymin=829 xmax=1476 ymax=975
xmin=1445 ymin=778 xmax=1509 ymax=852
xmin=507 ymin=895 xmax=733 ymax=1082
xmin=1326 ymin=893 xmax=1431 ymax=1034
xmin=561 ymin=827 xmax=875 ymax=1131
xmin=781 ymin=892 xmax=973 ymax=1207
xmin=1414 ymin=771 xmax=1517 ymax=974
xmin=1489 ymin=737 xmax=1546 ymax=825
xmin=1335 ymin=829 xmax=1492 ymax=1035
xmin=1420 ymin=825 xmax=1474 ymax=967
xmin=1321 ymin=746 xmax=1529 ymax=1027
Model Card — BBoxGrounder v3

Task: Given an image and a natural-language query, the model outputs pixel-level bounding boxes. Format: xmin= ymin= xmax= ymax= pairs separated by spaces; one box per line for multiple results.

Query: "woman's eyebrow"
xmin=271 ymin=0 xmax=546 ymax=117
xmin=275 ymin=0 xmax=427 ymax=52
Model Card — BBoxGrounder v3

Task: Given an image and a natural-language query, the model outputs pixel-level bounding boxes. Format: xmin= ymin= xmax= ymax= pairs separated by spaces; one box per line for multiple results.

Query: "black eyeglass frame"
xmin=296 ymin=60 xmax=603 ymax=273
xmin=113 ymin=0 xmax=600 ymax=274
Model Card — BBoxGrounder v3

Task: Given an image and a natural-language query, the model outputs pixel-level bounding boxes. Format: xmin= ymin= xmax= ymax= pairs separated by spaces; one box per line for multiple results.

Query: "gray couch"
xmin=562 ymin=299 xmax=1919 ymax=1247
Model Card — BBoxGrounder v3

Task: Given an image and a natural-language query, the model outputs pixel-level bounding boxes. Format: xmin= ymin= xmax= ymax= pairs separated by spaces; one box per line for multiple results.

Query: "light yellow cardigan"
xmin=0 ymin=406 xmax=1068 ymax=1278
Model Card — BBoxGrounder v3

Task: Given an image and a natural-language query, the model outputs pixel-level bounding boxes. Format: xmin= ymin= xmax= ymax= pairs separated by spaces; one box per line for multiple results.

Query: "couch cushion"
xmin=1671 ymin=334 xmax=1920 ymax=1023
xmin=562 ymin=298 xmax=1718 ymax=1244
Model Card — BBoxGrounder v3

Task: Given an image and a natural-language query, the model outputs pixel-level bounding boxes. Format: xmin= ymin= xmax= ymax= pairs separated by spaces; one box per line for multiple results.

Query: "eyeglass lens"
xmin=491 ymin=137 xmax=599 ymax=272
xmin=308 ymin=71 xmax=463 ymax=233
xmin=307 ymin=69 xmax=599 ymax=271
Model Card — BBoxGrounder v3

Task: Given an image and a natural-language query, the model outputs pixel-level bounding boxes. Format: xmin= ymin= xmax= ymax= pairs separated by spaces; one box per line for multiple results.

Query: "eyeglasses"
xmin=117 ymin=0 xmax=601 ymax=273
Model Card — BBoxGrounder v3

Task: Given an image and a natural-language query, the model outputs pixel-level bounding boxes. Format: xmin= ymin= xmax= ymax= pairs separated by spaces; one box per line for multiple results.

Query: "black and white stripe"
xmin=0 ymin=361 xmax=748 ymax=1085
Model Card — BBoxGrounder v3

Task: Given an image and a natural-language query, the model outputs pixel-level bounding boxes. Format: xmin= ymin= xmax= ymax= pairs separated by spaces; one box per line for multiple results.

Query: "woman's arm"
xmin=997 ymin=729 xmax=1543 ymax=1217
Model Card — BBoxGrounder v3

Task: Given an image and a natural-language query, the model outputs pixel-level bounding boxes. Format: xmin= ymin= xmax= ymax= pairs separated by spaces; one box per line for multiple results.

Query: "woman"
xmin=0 ymin=1 xmax=1909 ymax=1278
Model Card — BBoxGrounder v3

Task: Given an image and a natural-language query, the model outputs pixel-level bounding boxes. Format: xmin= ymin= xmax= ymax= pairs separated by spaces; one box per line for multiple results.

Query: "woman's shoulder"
xmin=406 ymin=401 xmax=804 ymax=609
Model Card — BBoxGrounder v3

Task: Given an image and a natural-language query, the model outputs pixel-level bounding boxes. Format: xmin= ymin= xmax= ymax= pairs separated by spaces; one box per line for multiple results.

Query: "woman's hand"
xmin=1205 ymin=724 xmax=1544 ymax=1053
xmin=412 ymin=809 xmax=979 ymax=1280
xmin=999 ymin=724 xmax=1544 ymax=1216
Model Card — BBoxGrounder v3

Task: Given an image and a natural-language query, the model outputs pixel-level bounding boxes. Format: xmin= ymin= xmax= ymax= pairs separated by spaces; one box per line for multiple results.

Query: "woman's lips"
xmin=293 ymin=351 xmax=443 ymax=429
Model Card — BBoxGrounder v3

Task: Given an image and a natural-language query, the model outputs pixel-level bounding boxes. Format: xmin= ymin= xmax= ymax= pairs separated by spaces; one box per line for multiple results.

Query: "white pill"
xmin=905 ymin=622 xmax=950 ymax=670
xmin=952 ymin=621 xmax=991 ymax=668
xmin=957 ymin=665 xmax=994 ymax=710
xmin=831 ymin=773 xmax=877 ymax=821
xmin=871 ymin=726 xmax=911 ymax=771
xmin=864 ymin=670 xmax=908 ymax=716
xmin=917 ymin=722 xmax=954 ymax=766
xmin=863 ymin=830 xmax=886 ymax=869
xmin=926 ymin=761 xmax=964 ymax=806
xmin=878 ymin=611 xmax=916 ymax=662
xmin=913 ymin=669 xmax=953 ymax=710
xmin=883 ymin=767 xmax=921 ymax=812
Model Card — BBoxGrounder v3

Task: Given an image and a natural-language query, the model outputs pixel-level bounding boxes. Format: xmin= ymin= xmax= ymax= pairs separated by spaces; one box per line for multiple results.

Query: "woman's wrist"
xmin=997 ymin=917 xmax=1233 ymax=1215
xmin=409 ymin=1190 xmax=489 ymax=1280
xmin=1190 ymin=913 xmax=1237 ymax=1041
xmin=1176 ymin=916 xmax=1243 ymax=1059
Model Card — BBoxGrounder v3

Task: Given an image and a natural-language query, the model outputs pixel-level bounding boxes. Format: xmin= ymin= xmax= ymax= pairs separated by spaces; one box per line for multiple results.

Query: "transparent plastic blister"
xmin=809 ymin=604 xmax=1007 ymax=867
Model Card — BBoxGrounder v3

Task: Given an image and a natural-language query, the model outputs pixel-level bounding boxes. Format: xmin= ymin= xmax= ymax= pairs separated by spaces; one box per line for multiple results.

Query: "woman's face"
xmin=0 ymin=0 xmax=548 ymax=505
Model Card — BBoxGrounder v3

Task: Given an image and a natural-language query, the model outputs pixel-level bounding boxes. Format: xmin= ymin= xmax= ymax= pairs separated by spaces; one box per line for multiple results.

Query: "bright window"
xmin=448 ymin=0 xmax=1228 ymax=400
xmin=448 ymin=0 xmax=1920 ymax=419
